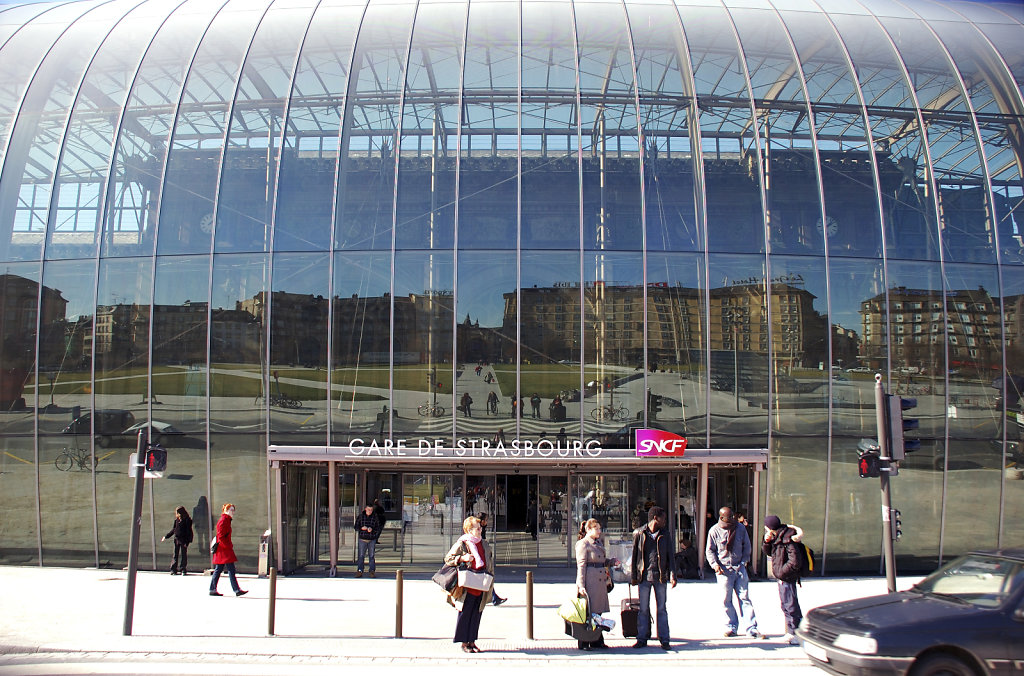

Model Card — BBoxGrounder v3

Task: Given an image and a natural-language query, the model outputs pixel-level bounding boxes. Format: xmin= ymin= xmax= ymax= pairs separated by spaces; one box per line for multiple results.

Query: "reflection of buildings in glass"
xmin=860 ymin=286 xmax=1000 ymax=374
xmin=1 ymin=274 xmax=67 ymax=408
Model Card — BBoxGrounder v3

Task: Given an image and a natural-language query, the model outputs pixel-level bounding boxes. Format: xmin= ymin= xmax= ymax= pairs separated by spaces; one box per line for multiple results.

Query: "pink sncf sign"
xmin=635 ymin=429 xmax=688 ymax=457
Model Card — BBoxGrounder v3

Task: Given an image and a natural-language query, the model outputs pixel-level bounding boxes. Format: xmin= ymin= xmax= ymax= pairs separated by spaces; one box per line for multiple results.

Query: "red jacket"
xmin=212 ymin=514 xmax=237 ymax=565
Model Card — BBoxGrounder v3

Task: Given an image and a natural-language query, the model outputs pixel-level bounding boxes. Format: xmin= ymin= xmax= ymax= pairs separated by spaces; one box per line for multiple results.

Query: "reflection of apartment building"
xmin=860 ymin=286 xmax=1001 ymax=374
xmin=1 ymin=274 xmax=67 ymax=407
xmin=241 ymin=292 xmax=326 ymax=366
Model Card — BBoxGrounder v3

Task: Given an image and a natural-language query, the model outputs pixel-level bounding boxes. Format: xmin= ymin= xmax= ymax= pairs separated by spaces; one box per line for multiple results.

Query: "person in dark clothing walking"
xmin=476 ymin=512 xmax=506 ymax=606
xmin=161 ymin=505 xmax=193 ymax=575
xmin=460 ymin=392 xmax=473 ymax=417
xmin=762 ymin=515 xmax=805 ymax=644
xmin=530 ymin=393 xmax=542 ymax=418
xmin=210 ymin=503 xmax=246 ymax=596
xmin=630 ymin=506 xmax=677 ymax=650
xmin=354 ymin=504 xmax=383 ymax=577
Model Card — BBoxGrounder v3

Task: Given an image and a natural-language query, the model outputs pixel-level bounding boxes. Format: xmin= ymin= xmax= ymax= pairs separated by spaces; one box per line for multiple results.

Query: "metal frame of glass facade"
xmin=0 ymin=0 xmax=1023 ymax=573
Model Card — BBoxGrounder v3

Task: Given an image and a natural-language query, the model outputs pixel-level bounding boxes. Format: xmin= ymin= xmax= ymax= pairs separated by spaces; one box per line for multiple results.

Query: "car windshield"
xmin=912 ymin=554 xmax=1024 ymax=608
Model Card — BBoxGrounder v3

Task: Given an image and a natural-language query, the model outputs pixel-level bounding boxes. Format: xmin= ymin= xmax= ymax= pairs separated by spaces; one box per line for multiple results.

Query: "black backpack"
xmin=796 ymin=541 xmax=814 ymax=581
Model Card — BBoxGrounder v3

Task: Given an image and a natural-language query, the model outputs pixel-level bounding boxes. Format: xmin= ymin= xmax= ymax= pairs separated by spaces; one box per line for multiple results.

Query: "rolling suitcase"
xmin=620 ymin=585 xmax=641 ymax=638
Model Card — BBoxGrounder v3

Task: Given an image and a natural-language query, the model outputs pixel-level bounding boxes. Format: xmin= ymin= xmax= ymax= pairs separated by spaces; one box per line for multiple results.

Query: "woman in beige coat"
xmin=575 ymin=518 xmax=618 ymax=650
xmin=444 ymin=516 xmax=494 ymax=653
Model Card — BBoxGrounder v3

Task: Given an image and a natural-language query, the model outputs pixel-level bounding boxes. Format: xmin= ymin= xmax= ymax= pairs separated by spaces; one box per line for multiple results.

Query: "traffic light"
xmin=858 ymin=452 xmax=882 ymax=478
xmin=144 ymin=444 xmax=167 ymax=472
xmin=648 ymin=391 xmax=663 ymax=420
xmin=889 ymin=508 xmax=902 ymax=541
xmin=886 ymin=395 xmax=920 ymax=461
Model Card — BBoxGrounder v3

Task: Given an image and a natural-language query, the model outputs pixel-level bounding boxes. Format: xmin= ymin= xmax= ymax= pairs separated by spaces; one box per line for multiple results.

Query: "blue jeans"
xmin=778 ymin=580 xmax=802 ymax=634
xmin=637 ymin=580 xmax=669 ymax=644
xmin=717 ymin=566 xmax=758 ymax=634
xmin=357 ymin=538 xmax=376 ymax=572
xmin=210 ymin=562 xmax=241 ymax=593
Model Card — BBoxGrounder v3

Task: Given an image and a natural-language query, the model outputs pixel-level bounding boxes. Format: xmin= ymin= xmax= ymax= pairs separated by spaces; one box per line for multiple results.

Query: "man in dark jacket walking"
xmin=762 ymin=515 xmax=804 ymax=644
xmin=354 ymin=504 xmax=382 ymax=577
xmin=630 ymin=506 xmax=677 ymax=650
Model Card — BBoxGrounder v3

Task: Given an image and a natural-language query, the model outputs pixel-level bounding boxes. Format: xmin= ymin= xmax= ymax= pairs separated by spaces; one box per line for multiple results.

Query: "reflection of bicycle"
xmin=269 ymin=394 xmax=301 ymax=409
xmin=590 ymin=403 xmax=629 ymax=422
xmin=418 ymin=403 xmax=446 ymax=417
xmin=55 ymin=447 xmax=96 ymax=472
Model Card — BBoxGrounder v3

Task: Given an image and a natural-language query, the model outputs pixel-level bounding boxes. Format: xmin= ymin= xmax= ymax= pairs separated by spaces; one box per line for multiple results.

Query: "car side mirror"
xmin=1015 ymin=607 xmax=1024 ymax=622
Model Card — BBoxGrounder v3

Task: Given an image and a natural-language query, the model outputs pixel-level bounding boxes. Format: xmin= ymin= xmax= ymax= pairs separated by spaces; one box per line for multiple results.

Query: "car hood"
xmin=810 ymin=591 xmax=982 ymax=633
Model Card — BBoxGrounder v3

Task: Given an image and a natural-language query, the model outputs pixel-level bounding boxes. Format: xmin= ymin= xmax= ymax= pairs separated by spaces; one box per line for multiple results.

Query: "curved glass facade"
xmin=0 ymin=0 xmax=1022 ymax=572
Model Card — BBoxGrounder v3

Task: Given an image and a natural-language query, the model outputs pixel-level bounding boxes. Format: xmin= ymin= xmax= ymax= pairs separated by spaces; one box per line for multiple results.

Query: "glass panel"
xmin=828 ymin=257 xmax=887 ymax=439
xmin=103 ymin=0 xmax=226 ymax=259
xmin=268 ymin=252 xmax=328 ymax=445
xmin=780 ymin=9 xmax=883 ymax=259
xmin=521 ymin=0 xmax=579 ymax=251
xmin=37 ymin=258 xmax=95 ymax=565
xmin=0 ymin=435 xmax=38 ymax=564
xmin=628 ymin=2 xmax=700 ymax=253
xmin=94 ymin=256 xmax=152 ymax=562
xmin=157 ymin=0 xmax=273 ymax=257
xmin=458 ymin=0 xmax=518 ymax=250
xmin=881 ymin=16 xmax=996 ymax=265
xmin=283 ymin=463 xmax=316 ymax=570
xmin=217 ymin=2 xmax=317 ymax=254
xmin=886 ymin=260 xmax=943 ymax=571
xmin=707 ymin=253 xmax=769 ymax=448
xmin=333 ymin=251 xmax=395 ymax=443
xmin=275 ymin=1 xmax=365 ymax=253
xmin=646 ymin=252 xmax=706 ymax=445
xmin=209 ymin=433 xmax=267 ymax=568
xmin=46 ymin=1 xmax=182 ymax=261
xmin=456 ymin=250 xmax=515 ymax=442
xmin=391 ymin=251 xmax=454 ymax=441
xmin=394 ymin=0 xmax=464 ymax=250
xmin=0 ymin=0 xmax=139 ymax=263
xmin=538 ymin=474 xmax=569 ymax=566
xmin=581 ymin=253 xmax=643 ymax=438
xmin=1 ymin=264 xmax=41 ymax=444
xmin=519 ymin=252 xmax=582 ymax=443
xmin=578 ymin=1 xmax=641 ymax=252
xmin=574 ymin=473 xmax=628 ymax=540
xmin=402 ymin=473 xmax=459 ymax=564
xmin=493 ymin=473 xmax=537 ymax=565
xmin=767 ymin=256 xmax=828 ymax=434
xmin=210 ymin=253 xmax=267 ymax=433
xmin=731 ymin=8 xmax=823 ymax=257
xmin=832 ymin=12 xmax=939 ymax=262
xmin=334 ymin=2 xmax=415 ymax=251
xmin=674 ymin=471 xmax=699 ymax=549
xmin=677 ymin=2 xmax=764 ymax=255
xmin=1001 ymin=266 xmax=1024 ymax=548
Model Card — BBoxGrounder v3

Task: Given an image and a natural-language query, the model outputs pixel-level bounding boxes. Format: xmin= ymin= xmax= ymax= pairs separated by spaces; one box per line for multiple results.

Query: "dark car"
xmin=62 ymin=409 xmax=135 ymax=447
xmin=798 ymin=549 xmax=1024 ymax=676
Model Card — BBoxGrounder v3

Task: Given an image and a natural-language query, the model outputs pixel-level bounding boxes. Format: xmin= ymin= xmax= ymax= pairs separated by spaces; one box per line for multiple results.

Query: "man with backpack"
xmin=761 ymin=514 xmax=805 ymax=644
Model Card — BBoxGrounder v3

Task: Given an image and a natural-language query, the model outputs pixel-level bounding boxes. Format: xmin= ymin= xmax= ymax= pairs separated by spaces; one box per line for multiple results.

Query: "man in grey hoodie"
xmin=705 ymin=506 xmax=764 ymax=639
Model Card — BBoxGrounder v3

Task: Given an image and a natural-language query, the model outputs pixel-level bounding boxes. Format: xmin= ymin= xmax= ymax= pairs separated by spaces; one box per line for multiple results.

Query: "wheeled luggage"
xmin=620 ymin=585 xmax=643 ymax=638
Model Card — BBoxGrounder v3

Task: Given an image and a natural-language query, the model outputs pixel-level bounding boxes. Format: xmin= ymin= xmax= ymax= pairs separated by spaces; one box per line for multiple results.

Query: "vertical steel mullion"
xmin=860 ymin=1 xmax=951 ymax=569
xmin=450 ymin=0 xmax=469 ymax=448
xmin=619 ymin=0 xmax=645 ymax=430
xmin=569 ymin=0 xmax=584 ymax=443
xmin=667 ymin=1 xmax=712 ymax=449
xmin=390 ymin=0 xmax=421 ymax=444
xmin=515 ymin=0 xmax=522 ymax=443
xmin=769 ymin=3 xmax=833 ymax=575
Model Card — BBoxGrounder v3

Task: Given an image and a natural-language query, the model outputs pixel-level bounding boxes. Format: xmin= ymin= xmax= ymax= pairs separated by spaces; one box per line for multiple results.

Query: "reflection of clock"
xmin=816 ymin=216 xmax=838 ymax=238
xmin=199 ymin=213 xmax=214 ymax=233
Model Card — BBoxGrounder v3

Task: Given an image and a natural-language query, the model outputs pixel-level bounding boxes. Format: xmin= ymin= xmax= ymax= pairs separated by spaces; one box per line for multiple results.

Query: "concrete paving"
xmin=0 ymin=565 xmax=923 ymax=675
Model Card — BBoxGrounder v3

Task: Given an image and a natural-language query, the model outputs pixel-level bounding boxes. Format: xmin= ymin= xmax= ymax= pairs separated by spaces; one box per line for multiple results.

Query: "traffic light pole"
xmin=123 ymin=429 xmax=147 ymax=635
xmin=874 ymin=375 xmax=897 ymax=593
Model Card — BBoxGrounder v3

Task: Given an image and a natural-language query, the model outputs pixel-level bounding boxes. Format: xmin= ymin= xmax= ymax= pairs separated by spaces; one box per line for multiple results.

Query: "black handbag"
xmin=432 ymin=564 xmax=459 ymax=591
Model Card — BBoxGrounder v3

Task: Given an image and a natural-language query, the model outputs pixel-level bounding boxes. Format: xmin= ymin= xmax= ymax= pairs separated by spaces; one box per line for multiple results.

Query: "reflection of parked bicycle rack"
xmin=590 ymin=404 xmax=629 ymax=422
xmin=417 ymin=403 xmax=446 ymax=417
xmin=269 ymin=372 xmax=302 ymax=409
xmin=55 ymin=447 xmax=95 ymax=471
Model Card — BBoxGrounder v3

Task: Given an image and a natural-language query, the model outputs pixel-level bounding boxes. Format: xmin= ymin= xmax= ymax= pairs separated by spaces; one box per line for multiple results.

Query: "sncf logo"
xmin=636 ymin=429 xmax=687 ymax=457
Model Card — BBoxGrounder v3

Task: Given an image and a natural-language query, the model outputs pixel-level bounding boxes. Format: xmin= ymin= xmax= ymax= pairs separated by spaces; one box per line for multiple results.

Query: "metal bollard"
xmin=526 ymin=570 xmax=534 ymax=640
xmin=268 ymin=567 xmax=277 ymax=636
xmin=395 ymin=569 xmax=404 ymax=638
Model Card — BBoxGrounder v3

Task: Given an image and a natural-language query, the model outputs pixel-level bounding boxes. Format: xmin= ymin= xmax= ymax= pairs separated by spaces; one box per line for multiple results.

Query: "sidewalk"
xmin=0 ymin=566 xmax=920 ymax=674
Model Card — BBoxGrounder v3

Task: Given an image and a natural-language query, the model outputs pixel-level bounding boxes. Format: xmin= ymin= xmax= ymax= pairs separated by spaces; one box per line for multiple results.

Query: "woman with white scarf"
xmin=444 ymin=516 xmax=494 ymax=652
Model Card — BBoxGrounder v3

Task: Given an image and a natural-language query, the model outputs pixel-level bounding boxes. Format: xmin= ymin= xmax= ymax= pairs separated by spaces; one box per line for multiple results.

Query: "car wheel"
xmin=96 ymin=435 xmax=110 ymax=448
xmin=911 ymin=653 xmax=977 ymax=676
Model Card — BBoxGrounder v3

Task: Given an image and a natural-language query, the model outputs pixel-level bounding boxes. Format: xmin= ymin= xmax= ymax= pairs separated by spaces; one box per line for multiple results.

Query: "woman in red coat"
xmin=209 ymin=503 xmax=247 ymax=597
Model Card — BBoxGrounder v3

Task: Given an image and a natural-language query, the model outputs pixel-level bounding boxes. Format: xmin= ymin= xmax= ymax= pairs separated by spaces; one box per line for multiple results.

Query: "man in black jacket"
xmin=630 ymin=506 xmax=677 ymax=650
xmin=762 ymin=515 xmax=803 ymax=644
xmin=354 ymin=504 xmax=382 ymax=578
